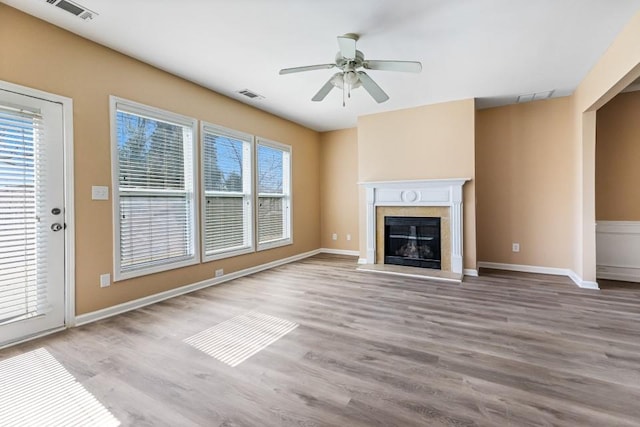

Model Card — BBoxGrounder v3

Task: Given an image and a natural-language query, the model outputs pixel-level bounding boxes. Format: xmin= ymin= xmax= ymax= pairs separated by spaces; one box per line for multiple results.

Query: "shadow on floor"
xmin=598 ymin=278 xmax=640 ymax=290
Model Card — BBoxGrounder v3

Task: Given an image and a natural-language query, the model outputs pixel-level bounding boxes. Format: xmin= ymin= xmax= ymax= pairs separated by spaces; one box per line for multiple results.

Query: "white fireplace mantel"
xmin=359 ymin=178 xmax=470 ymax=274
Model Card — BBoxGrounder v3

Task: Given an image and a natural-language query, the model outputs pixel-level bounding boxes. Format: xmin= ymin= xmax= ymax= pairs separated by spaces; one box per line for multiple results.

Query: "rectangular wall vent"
xmin=237 ymin=89 xmax=265 ymax=100
xmin=517 ymin=90 xmax=555 ymax=104
xmin=45 ymin=0 xmax=98 ymax=20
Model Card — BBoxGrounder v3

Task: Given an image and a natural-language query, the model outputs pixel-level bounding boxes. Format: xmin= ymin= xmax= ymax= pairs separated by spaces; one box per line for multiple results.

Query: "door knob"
xmin=51 ymin=223 xmax=63 ymax=232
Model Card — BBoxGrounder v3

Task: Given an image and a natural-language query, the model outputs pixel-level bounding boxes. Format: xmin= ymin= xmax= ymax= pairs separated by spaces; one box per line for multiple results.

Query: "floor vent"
xmin=45 ymin=0 xmax=98 ymax=20
xmin=237 ymin=89 xmax=265 ymax=100
xmin=185 ymin=311 xmax=298 ymax=367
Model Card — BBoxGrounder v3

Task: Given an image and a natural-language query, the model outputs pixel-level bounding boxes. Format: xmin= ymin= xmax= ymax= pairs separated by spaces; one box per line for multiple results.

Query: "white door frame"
xmin=0 ymin=80 xmax=76 ymax=334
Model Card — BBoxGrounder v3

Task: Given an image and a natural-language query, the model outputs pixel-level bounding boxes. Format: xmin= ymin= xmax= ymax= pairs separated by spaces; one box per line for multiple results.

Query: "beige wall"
xmin=0 ymin=5 xmax=321 ymax=314
xmin=357 ymin=99 xmax=477 ymax=269
xmin=572 ymin=10 xmax=640 ymax=281
xmin=319 ymin=128 xmax=359 ymax=251
xmin=596 ymin=91 xmax=640 ymax=221
xmin=4 ymin=2 xmax=640 ymax=305
xmin=476 ymin=97 xmax=574 ymax=268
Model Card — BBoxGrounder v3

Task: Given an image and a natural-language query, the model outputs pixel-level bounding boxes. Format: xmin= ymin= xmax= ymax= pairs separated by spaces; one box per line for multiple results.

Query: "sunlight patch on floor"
xmin=184 ymin=311 xmax=298 ymax=367
xmin=0 ymin=348 xmax=120 ymax=427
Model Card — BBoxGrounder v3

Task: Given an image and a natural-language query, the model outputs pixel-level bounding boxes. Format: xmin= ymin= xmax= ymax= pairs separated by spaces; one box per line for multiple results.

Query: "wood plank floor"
xmin=2 ymin=254 xmax=640 ymax=426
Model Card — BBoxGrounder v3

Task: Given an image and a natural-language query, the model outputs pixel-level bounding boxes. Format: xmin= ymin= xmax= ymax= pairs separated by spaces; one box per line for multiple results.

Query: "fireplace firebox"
xmin=384 ymin=216 xmax=441 ymax=269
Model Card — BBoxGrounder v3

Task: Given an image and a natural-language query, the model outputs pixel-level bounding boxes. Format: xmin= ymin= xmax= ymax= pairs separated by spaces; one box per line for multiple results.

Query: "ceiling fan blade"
xmin=312 ymin=76 xmax=337 ymax=101
xmin=364 ymin=60 xmax=422 ymax=73
xmin=337 ymin=34 xmax=357 ymax=60
xmin=279 ymin=64 xmax=335 ymax=75
xmin=357 ymin=72 xmax=389 ymax=103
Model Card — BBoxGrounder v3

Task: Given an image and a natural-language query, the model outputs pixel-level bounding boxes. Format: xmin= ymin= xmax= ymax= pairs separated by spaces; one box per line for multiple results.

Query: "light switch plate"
xmin=92 ymin=186 xmax=109 ymax=200
xmin=100 ymin=273 xmax=111 ymax=287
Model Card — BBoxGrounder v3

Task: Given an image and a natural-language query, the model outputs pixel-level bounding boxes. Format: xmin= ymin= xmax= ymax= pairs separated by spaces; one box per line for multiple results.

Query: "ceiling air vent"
xmin=45 ymin=0 xmax=98 ymax=20
xmin=517 ymin=90 xmax=555 ymax=103
xmin=236 ymin=89 xmax=265 ymax=100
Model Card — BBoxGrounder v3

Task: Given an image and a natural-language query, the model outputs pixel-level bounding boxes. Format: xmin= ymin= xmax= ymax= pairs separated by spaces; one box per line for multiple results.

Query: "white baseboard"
xmin=319 ymin=248 xmax=359 ymax=257
xmin=357 ymin=258 xmax=368 ymax=265
xmin=477 ymin=262 xmax=599 ymax=290
xmin=75 ymin=249 xmax=321 ymax=327
xmin=566 ymin=270 xmax=600 ymax=290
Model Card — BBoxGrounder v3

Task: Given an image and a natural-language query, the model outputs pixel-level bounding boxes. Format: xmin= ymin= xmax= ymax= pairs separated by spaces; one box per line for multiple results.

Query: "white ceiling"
xmin=3 ymin=0 xmax=640 ymax=131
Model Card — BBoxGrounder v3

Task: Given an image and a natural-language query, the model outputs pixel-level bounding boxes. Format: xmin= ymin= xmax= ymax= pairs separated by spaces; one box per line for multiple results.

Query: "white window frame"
xmin=256 ymin=137 xmax=292 ymax=251
xmin=110 ymin=96 xmax=200 ymax=281
xmin=200 ymin=122 xmax=254 ymax=261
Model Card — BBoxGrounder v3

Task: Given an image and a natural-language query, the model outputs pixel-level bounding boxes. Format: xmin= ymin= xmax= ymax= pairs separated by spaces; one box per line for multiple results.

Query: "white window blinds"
xmin=112 ymin=99 xmax=198 ymax=280
xmin=257 ymin=140 xmax=291 ymax=249
xmin=0 ymin=105 xmax=49 ymax=323
xmin=201 ymin=124 xmax=253 ymax=260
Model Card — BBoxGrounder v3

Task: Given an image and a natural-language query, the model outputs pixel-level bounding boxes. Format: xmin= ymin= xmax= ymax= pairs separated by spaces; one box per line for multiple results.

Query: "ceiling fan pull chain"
xmin=343 ymin=73 xmax=346 ymax=107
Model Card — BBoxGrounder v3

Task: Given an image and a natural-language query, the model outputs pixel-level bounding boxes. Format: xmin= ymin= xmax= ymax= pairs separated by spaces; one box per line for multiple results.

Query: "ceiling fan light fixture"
xmin=330 ymin=72 xmax=361 ymax=90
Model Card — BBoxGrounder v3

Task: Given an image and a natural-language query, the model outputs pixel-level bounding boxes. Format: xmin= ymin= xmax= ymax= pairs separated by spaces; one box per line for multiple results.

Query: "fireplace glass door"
xmin=384 ymin=216 xmax=441 ymax=269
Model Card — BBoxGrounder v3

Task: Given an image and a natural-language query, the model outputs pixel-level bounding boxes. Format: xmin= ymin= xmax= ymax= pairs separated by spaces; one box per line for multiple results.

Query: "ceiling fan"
xmin=279 ymin=33 xmax=422 ymax=106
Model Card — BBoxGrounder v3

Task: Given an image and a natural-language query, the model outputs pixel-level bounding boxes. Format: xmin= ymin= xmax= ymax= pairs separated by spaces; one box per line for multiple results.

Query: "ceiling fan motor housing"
xmin=336 ymin=50 xmax=365 ymax=71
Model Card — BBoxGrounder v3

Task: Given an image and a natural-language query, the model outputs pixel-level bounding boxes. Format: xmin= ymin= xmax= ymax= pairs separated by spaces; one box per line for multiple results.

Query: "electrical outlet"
xmin=100 ymin=273 xmax=110 ymax=288
xmin=332 ymin=233 xmax=338 ymax=241
xmin=512 ymin=243 xmax=520 ymax=253
xmin=346 ymin=234 xmax=351 ymax=241
xmin=215 ymin=269 xmax=224 ymax=277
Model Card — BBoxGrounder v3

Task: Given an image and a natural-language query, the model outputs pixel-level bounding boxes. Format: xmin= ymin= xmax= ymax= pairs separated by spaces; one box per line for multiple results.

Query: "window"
xmin=201 ymin=123 xmax=253 ymax=260
xmin=256 ymin=138 xmax=291 ymax=250
xmin=110 ymin=97 xmax=198 ymax=280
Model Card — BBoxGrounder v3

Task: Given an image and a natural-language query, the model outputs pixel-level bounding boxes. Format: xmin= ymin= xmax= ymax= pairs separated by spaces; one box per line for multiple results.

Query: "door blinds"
xmin=0 ymin=105 xmax=49 ymax=324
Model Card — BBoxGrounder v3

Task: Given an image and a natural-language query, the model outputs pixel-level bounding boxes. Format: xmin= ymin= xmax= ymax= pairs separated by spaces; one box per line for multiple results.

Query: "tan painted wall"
xmin=0 ymin=5 xmax=321 ymax=315
xmin=572 ymin=10 xmax=640 ymax=281
xmin=357 ymin=99 xmax=477 ymax=269
xmin=596 ymin=91 xmax=640 ymax=221
xmin=319 ymin=128 xmax=359 ymax=251
xmin=476 ymin=97 xmax=574 ymax=268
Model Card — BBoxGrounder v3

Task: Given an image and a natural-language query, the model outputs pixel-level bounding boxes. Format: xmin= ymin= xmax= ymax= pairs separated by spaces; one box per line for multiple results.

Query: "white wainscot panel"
xmin=596 ymin=221 xmax=640 ymax=282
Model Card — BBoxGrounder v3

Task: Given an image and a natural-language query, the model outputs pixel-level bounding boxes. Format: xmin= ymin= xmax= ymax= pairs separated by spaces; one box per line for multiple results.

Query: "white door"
xmin=0 ymin=88 xmax=66 ymax=347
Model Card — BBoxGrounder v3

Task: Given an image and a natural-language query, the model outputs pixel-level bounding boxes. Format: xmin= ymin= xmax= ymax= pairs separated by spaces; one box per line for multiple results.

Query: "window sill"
xmin=202 ymin=246 xmax=255 ymax=263
xmin=115 ymin=255 xmax=200 ymax=282
xmin=257 ymin=238 xmax=292 ymax=252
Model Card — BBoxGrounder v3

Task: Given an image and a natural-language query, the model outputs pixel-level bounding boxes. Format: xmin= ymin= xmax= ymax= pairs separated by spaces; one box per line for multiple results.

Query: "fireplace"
xmin=384 ymin=216 xmax=441 ymax=269
xmin=360 ymin=178 xmax=469 ymax=275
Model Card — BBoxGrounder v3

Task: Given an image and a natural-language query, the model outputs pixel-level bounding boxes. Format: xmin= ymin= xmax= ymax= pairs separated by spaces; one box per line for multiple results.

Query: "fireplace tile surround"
xmin=360 ymin=178 xmax=470 ymax=275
